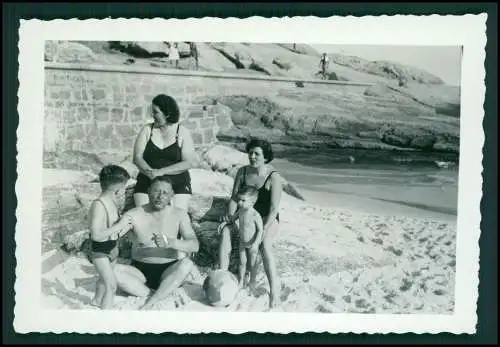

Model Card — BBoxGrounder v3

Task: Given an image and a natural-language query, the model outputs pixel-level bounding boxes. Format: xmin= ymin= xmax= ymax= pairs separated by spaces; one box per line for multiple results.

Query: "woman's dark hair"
xmin=99 ymin=165 xmax=130 ymax=191
xmin=245 ymin=138 xmax=274 ymax=163
xmin=152 ymin=94 xmax=180 ymax=123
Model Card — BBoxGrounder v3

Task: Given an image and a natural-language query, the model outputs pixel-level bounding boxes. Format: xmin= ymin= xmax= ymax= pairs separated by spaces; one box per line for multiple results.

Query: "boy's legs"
xmin=238 ymin=244 xmax=247 ymax=287
xmin=92 ymin=257 xmax=118 ymax=309
xmin=91 ymin=277 xmax=105 ymax=307
xmin=247 ymin=247 xmax=259 ymax=291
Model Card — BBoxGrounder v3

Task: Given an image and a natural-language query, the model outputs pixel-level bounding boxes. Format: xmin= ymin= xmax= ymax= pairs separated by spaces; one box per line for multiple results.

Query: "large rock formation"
xmin=45 ymin=41 xmax=101 ymax=64
xmin=45 ymin=41 xmax=461 ymax=154
xmin=329 ymin=53 xmax=445 ymax=85
xmin=199 ymin=89 xmax=460 ymax=154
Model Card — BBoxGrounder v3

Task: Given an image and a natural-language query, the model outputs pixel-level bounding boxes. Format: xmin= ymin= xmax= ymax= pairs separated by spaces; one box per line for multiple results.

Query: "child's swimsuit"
xmin=133 ymin=123 xmax=192 ymax=195
xmin=242 ymin=167 xmax=280 ymax=222
xmin=90 ymin=199 xmax=120 ymax=262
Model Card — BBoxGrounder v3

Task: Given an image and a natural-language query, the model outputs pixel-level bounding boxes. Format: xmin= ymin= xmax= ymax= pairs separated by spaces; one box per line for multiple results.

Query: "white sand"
xmin=41 ymin=168 xmax=457 ymax=313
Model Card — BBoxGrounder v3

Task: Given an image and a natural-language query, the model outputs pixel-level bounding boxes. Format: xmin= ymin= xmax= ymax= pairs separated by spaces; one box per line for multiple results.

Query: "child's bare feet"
xmin=90 ymin=298 xmax=101 ymax=308
xmin=247 ymin=278 xmax=257 ymax=293
xmin=269 ymin=292 xmax=280 ymax=309
xmin=243 ymin=273 xmax=251 ymax=289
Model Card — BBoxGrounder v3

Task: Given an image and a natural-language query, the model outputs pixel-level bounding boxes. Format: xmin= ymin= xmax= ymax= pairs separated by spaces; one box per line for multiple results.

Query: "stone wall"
xmin=44 ymin=63 xmax=372 ymax=157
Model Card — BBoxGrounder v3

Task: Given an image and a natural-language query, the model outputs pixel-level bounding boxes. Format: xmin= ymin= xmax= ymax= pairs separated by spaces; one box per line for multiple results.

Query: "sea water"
xmin=272 ymin=148 xmax=459 ymax=221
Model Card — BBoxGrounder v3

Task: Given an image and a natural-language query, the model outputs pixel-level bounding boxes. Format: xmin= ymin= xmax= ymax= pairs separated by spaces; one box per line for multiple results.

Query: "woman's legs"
xmin=259 ymin=219 xmax=280 ymax=308
xmin=171 ymin=194 xmax=191 ymax=211
xmin=218 ymin=225 xmax=233 ymax=271
xmin=134 ymin=193 xmax=149 ymax=208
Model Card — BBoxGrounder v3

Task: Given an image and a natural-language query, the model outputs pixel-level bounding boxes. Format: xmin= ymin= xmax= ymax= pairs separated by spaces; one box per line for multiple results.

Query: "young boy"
xmin=233 ymin=187 xmax=264 ymax=290
xmin=89 ymin=165 xmax=134 ymax=309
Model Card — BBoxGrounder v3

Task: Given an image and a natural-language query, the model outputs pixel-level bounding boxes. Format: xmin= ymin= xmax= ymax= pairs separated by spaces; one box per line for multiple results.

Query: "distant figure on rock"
xmin=168 ymin=42 xmax=180 ymax=68
xmin=398 ymin=74 xmax=408 ymax=88
xmin=319 ymin=53 xmax=329 ymax=80
xmin=132 ymin=94 xmax=197 ymax=211
xmin=189 ymin=42 xmax=199 ymax=70
xmin=218 ymin=138 xmax=283 ymax=309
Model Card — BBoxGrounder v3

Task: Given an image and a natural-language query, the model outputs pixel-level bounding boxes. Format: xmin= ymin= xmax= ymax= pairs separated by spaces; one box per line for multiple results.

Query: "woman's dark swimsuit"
xmin=242 ymin=167 xmax=280 ymax=222
xmin=130 ymin=259 xmax=178 ymax=290
xmin=90 ymin=199 xmax=120 ymax=262
xmin=134 ymin=123 xmax=192 ymax=195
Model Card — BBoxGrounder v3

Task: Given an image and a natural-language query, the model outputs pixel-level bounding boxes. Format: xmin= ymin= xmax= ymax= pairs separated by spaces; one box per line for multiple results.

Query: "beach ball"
xmin=203 ymin=270 xmax=239 ymax=307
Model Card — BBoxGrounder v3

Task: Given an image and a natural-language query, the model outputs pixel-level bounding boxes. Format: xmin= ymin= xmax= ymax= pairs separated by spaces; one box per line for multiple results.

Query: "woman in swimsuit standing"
xmin=218 ymin=138 xmax=283 ymax=308
xmin=132 ymin=94 xmax=197 ymax=210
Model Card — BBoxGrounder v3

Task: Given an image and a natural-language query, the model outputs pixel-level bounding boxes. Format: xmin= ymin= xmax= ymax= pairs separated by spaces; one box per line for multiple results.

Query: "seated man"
xmin=116 ymin=174 xmax=199 ymax=310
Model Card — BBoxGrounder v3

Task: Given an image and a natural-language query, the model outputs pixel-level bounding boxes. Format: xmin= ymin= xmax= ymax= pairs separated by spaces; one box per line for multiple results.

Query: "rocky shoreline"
xmin=46 ymin=41 xmax=461 ymax=155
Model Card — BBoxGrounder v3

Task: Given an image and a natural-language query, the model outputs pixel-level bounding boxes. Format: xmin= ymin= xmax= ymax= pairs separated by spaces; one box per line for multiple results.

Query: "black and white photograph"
xmin=15 ymin=15 xmax=486 ymax=334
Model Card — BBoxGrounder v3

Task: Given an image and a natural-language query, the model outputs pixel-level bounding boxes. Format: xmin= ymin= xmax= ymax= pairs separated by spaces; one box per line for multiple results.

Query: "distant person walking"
xmin=189 ymin=42 xmax=199 ymax=70
xmin=319 ymin=53 xmax=329 ymax=79
xmin=168 ymin=42 xmax=180 ymax=69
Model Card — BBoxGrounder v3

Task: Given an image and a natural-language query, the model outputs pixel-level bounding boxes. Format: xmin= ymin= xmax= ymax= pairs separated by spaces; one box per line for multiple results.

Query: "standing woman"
xmin=218 ymin=138 xmax=283 ymax=308
xmin=132 ymin=94 xmax=196 ymax=210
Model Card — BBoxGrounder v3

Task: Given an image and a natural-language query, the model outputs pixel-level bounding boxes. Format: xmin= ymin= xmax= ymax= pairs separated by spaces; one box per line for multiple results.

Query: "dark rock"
xmin=381 ymin=133 xmax=411 ymax=147
xmin=272 ymin=58 xmax=292 ymax=70
xmin=410 ymin=135 xmax=437 ymax=150
xmin=326 ymin=71 xmax=339 ymax=81
xmin=249 ymin=60 xmax=272 ymax=76
xmin=108 ymin=41 xmax=169 ymax=59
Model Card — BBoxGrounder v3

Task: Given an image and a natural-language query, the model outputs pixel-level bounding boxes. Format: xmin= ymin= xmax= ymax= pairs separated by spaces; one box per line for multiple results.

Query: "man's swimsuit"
xmin=130 ymin=259 xmax=178 ymax=290
xmin=134 ymin=123 xmax=192 ymax=195
xmin=90 ymin=199 xmax=120 ymax=262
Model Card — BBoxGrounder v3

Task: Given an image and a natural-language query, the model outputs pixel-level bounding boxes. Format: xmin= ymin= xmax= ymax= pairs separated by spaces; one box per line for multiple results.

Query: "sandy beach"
xmin=41 ymin=165 xmax=457 ymax=314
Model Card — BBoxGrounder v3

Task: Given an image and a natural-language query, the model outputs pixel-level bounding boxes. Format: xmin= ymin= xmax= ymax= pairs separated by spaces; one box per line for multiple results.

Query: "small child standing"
xmin=233 ymin=187 xmax=264 ymax=290
xmin=89 ymin=165 xmax=133 ymax=309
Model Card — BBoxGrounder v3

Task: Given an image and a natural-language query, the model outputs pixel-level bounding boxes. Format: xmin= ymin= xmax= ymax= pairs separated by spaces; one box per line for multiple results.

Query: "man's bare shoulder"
xmin=170 ymin=206 xmax=190 ymax=220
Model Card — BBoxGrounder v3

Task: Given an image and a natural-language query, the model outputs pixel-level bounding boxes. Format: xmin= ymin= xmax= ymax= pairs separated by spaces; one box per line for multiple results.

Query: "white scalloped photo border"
xmin=15 ymin=14 xmax=486 ymax=334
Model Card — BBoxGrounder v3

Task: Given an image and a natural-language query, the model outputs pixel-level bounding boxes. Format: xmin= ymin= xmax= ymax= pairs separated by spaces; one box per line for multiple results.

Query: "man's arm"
xmin=133 ymin=126 xmax=155 ymax=178
xmin=168 ymin=211 xmax=200 ymax=253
